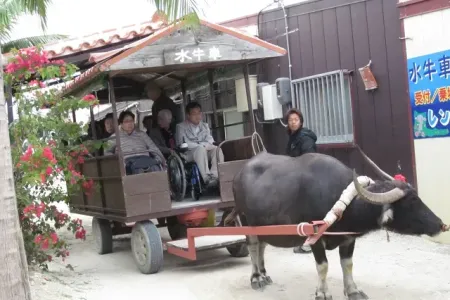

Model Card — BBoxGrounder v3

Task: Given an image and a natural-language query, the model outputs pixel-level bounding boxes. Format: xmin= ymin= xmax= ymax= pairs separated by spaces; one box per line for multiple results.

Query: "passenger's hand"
xmin=203 ymin=143 xmax=216 ymax=151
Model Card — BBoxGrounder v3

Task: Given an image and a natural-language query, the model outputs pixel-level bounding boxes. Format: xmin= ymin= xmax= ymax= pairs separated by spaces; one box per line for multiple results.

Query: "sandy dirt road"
xmin=30 ymin=214 xmax=450 ymax=300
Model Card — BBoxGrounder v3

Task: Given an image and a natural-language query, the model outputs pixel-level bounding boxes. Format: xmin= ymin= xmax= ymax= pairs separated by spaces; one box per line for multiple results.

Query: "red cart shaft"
xmin=166 ymin=221 xmax=359 ymax=260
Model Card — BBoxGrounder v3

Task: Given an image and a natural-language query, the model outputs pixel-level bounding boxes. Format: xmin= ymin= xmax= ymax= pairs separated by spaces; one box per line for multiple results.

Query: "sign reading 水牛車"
xmin=164 ymin=45 xmax=225 ymax=65
xmin=407 ymin=49 xmax=450 ymax=139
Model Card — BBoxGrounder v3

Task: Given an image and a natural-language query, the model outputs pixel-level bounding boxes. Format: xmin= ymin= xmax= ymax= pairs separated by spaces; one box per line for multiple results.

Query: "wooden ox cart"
xmin=60 ymin=19 xmax=287 ymax=274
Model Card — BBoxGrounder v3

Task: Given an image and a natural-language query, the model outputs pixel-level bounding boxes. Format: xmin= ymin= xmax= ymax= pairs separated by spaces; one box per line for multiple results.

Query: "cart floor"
xmin=171 ymin=196 xmax=221 ymax=210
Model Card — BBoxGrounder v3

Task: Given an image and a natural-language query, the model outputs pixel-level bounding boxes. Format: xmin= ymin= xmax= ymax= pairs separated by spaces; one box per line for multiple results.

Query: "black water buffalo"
xmin=227 ymin=149 xmax=448 ymax=300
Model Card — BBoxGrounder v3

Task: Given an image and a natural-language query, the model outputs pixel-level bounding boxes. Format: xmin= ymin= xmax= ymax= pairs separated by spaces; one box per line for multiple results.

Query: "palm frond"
xmin=2 ymin=34 xmax=67 ymax=53
xmin=18 ymin=0 xmax=52 ymax=30
xmin=0 ymin=0 xmax=23 ymax=41
xmin=151 ymin=0 xmax=206 ymax=25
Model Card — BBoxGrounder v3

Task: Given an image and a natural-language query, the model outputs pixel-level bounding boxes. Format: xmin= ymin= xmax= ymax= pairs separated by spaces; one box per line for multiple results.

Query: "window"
xmin=204 ymin=109 xmax=245 ymax=142
xmin=292 ymin=70 xmax=353 ymax=144
xmin=223 ymin=110 xmax=244 ymax=140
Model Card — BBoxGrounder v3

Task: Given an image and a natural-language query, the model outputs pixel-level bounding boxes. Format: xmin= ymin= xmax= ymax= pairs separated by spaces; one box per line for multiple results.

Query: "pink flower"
xmin=82 ymin=94 xmax=96 ymax=102
xmin=42 ymin=147 xmax=55 ymax=162
xmin=46 ymin=166 xmax=53 ymax=175
xmin=34 ymin=234 xmax=43 ymax=245
xmin=50 ymin=232 xmax=59 ymax=244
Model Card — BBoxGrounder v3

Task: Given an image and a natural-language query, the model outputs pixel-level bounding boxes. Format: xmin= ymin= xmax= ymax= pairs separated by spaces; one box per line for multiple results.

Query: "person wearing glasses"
xmin=106 ymin=110 xmax=165 ymax=175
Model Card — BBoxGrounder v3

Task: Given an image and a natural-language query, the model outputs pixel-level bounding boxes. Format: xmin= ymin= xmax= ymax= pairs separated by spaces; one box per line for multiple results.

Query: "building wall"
xmin=255 ymin=0 xmax=415 ymax=184
xmin=402 ymin=4 xmax=450 ymax=243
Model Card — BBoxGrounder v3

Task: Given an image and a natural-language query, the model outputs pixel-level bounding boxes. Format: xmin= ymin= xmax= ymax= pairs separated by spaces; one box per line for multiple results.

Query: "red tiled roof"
xmin=44 ymin=13 xmax=256 ymax=60
xmin=41 ymin=12 xmax=168 ymax=59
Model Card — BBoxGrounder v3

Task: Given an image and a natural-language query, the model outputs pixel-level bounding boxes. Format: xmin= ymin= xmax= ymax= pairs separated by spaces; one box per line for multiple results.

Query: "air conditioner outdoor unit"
xmin=235 ymin=75 xmax=258 ymax=112
xmin=262 ymin=84 xmax=283 ymax=121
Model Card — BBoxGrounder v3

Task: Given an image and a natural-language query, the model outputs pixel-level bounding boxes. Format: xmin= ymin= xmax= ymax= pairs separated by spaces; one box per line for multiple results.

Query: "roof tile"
xmin=43 ymin=20 xmax=166 ymax=59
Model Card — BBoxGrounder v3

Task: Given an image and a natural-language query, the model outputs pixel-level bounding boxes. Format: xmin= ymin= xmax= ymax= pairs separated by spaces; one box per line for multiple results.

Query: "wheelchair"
xmin=166 ymin=143 xmax=206 ymax=202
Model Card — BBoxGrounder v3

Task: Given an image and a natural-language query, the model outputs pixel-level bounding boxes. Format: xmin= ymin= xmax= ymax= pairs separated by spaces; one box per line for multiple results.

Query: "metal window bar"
xmin=292 ymin=70 xmax=353 ymax=144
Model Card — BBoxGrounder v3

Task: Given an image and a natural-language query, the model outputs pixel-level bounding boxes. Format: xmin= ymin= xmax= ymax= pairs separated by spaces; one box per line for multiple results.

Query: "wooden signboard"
xmin=163 ymin=44 xmax=230 ymax=65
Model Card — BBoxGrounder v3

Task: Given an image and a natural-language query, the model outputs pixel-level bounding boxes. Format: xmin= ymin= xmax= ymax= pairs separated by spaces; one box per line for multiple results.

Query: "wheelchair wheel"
xmin=167 ymin=153 xmax=186 ymax=202
xmin=190 ymin=164 xmax=202 ymax=201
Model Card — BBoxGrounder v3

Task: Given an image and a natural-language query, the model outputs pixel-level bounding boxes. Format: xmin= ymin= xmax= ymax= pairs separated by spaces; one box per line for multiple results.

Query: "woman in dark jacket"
xmin=286 ymin=108 xmax=317 ymax=157
xmin=285 ymin=108 xmax=318 ymax=254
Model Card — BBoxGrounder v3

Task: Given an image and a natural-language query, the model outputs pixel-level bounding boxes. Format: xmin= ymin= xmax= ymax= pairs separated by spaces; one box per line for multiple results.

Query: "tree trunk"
xmin=0 ymin=50 xmax=32 ymax=299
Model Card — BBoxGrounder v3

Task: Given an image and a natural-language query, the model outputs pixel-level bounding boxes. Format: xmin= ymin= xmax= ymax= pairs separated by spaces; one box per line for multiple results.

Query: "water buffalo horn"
xmin=356 ymin=145 xmax=395 ymax=181
xmin=353 ymin=169 xmax=406 ymax=205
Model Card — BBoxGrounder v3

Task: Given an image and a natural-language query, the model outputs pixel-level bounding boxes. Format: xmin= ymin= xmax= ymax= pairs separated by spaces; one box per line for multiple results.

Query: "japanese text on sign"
xmin=407 ymin=49 xmax=450 ymax=139
xmin=174 ymin=46 xmax=222 ymax=63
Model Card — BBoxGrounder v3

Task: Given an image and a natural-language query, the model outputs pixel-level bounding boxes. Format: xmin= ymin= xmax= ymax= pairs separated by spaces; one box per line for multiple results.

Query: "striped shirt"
xmin=106 ymin=128 xmax=164 ymax=163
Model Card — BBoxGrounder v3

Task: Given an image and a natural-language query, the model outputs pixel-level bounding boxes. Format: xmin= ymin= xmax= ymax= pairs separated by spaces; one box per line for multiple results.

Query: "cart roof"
xmin=60 ymin=19 xmax=286 ymax=98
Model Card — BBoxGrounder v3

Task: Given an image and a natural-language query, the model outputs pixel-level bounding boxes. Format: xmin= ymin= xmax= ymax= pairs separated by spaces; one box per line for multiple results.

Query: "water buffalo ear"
xmin=379 ymin=205 xmax=394 ymax=226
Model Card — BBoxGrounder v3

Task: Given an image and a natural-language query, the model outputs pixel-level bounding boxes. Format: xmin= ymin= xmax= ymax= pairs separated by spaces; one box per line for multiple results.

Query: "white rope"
xmin=323 ymin=176 xmax=374 ymax=226
xmin=251 ymin=131 xmax=266 ymax=155
xmin=296 ymin=222 xmax=309 ymax=236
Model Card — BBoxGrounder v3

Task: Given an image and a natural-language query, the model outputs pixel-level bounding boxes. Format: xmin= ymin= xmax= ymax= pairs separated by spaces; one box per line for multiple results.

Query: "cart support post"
xmin=109 ymin=76 xmax=126 ymax=177
xmin=181 ymin=80 xmax=188 ymax=121
xmin=89 ymin=106 xmax=98 ymax=145
xmin=6 ymin=84 xmax=13 ymax=124
xmin=71 ymin=109 xmax=77 ymax=123
xmin=243 ymin=64 xmax=256 ymax=133
xmin=208 ymin=69 xmax=220 ymax=138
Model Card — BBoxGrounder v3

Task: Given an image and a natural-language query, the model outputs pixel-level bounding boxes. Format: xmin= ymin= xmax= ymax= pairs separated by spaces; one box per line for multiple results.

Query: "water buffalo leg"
xmin=258 ymin=241 xmax=272 ymax=285
xmin=339 ymin=240 xmax=369 ymax=300
xmin=312 ymin=241 xmax=333 ymax=300
xmin=247 ymin=235 xmax=267 ymax=290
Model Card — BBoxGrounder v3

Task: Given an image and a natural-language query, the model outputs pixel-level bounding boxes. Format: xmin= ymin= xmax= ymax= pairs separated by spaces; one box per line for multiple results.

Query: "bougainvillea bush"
xmin=5 ymin=47 xmax=99 ymax=269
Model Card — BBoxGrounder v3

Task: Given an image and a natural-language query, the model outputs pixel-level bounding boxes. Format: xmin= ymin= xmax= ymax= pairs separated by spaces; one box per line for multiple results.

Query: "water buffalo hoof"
xmin=315 ymin=291 xmax=333 ymax=300
xmin=347 ymin=291 xmax=369 ymax=300
xmin=262 ymin=275 xmax=273 ymax=285
xmin=293 ymin=245 xmax=312 ymax=253
xmin=251 ymin=274 xmax=269 ymax=290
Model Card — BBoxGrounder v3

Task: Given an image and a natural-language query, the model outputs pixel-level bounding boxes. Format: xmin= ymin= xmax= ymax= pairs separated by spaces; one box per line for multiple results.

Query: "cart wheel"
xmin=220 ymin=210 xmax=249 ymax=258
xmin=131 ymin=221 xmax=164 ymax=274
xmin=92 ymin=217 xmax=113 ymax=255
xmin=166 ymin=216 xmax=187 ymax=240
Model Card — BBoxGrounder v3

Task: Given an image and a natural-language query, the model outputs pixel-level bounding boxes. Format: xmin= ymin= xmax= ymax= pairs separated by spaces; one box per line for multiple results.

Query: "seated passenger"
xmin=148 ymin=109 xmax=177 ymax=158
xmin=106 ymin=110 xmax=165 ymax=175
xmin=145 ymin=81 xmax=183 ymax=129
xmin=142 ymin=115 xmax=152 ymax=136
xmin=102 ymin=113 xmax=115 ymax=138
xmin=176 ymin=102 xmax=224 ymax=187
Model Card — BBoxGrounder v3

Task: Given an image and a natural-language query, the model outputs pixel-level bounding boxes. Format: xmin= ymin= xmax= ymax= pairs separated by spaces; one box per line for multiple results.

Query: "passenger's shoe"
xmin=293 ymin=245 xmax=312 ymax=254
xmin=205 ymin=175 xmax=219 ymax=188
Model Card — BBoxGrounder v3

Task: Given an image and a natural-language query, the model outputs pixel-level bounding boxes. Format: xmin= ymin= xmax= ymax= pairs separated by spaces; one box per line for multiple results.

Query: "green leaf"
xmin=2 ymin=34 xmax=68 ymax=53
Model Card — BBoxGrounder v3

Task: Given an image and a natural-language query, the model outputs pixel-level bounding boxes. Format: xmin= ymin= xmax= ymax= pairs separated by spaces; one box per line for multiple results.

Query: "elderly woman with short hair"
xmin=148 ymin=109 xmax=177 ymax=158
